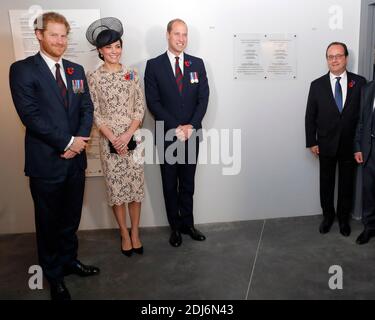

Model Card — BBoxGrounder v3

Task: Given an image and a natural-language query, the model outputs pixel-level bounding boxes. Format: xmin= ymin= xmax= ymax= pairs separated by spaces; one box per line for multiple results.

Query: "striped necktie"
xmin=55 ymin=63 xmax=68 ymax=108
xmin=175 ymin=57 xmax=183 ymax=94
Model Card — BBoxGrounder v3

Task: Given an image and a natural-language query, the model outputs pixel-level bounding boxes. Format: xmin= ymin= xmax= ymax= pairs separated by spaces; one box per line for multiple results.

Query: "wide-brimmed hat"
xmin=86 ymin=17 xmax=123 ymax=48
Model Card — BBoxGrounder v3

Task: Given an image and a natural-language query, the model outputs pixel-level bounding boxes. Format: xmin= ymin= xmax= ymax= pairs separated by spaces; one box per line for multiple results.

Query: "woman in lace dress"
xmin=86 ymin=18 xmax=145 ymax=256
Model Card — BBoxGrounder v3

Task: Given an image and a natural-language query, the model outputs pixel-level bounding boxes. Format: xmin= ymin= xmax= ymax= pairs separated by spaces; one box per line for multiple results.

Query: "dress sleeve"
xmin=132 ymin=69 xmax=145 ymax=123
xmin=87 ymin=71 xmax=106 ymax=129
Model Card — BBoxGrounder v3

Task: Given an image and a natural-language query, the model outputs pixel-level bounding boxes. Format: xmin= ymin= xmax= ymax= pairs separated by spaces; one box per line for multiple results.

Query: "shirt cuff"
xmin=64 ymin=137 xmax=74 ymax=151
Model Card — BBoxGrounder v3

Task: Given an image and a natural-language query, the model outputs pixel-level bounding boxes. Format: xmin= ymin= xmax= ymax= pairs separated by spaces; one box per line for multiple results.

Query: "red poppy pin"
xmin=348 ymin=80 xmax=356 ymax=89
xmin=184 ymin=60 xmax=192 ymax=67
xmin=66 ymin=67 xmax=74 ymax=75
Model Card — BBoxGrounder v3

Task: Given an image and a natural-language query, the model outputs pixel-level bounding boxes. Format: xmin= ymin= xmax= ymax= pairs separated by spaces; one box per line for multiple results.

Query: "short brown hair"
xmin=326 ymin=42 xmax=349 ymax=57
xmin=34 ymin=12 xmax=70 ymax=34
xmin=167 ymin=18 xmax=187 ymax=33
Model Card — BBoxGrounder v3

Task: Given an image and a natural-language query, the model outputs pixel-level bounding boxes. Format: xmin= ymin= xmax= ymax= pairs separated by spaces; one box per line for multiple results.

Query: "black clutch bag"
xmin=109 ymin=136 xmax=137 ymax=154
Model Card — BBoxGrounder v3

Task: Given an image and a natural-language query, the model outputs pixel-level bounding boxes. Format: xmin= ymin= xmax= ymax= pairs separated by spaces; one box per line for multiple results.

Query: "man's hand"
xmin=176 ymin=127 xmax=185 ymax=141
xmin=69 ymin=136 xmax=90 ymax=154
xmin=355 ymin=152 xmax=364 ymax=164
xmin=310 ymin=146 xmax=319 ymax=157
xmin=61 ymin=149 xmax=77 ymax=159
xmin=176 ymin=125 xmax=194 ymax=142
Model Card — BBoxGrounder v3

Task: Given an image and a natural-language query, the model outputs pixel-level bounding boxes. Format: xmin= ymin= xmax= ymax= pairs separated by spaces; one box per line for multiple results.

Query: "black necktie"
xmin=175 ymin=57 xmax=183 ymax=94
xmin=55 ymin=63 xmax=68 ymax=108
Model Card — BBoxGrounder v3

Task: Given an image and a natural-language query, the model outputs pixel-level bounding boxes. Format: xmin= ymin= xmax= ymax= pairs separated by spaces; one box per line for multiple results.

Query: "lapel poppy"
xmin=66 ymin=67 xmax=74 ymax=75
xmin=184 ymin=60 xmax=192 ymax=68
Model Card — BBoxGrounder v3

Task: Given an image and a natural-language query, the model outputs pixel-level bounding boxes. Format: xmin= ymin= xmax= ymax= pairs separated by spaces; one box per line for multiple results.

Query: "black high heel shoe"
xmin=133 ymin=246 xmax=144 ymax=255
xmin=129 ymin=230 xmax=144 ymax=255
xmin=120 ymin=236 xmax=133 ymax=257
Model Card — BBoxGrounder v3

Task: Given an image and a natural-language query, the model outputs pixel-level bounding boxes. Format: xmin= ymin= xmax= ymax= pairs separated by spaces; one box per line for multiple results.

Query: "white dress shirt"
xmin=39 ymin=51 xmax=67 ymax=87
xmin=330 ymin=71 xmax=347 ymax=109
xmin=39 ymin=51 xmax=73 ymax=150
xmin=167 ymin=50 xmax=184 ymax=76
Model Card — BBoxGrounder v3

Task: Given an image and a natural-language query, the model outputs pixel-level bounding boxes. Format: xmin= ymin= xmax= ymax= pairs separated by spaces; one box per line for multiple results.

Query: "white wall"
xmin=0 ymin=0 xmax=363 ymax=234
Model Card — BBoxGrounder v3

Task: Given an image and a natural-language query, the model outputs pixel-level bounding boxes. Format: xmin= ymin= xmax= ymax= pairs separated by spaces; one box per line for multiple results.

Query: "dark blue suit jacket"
xmin=9 ymin=53 xmax=93 ymax=178
xmin=144 ymin=52 xmax=209 ymax=134
xmin=354 ymin=81 xmax=375 ymax=164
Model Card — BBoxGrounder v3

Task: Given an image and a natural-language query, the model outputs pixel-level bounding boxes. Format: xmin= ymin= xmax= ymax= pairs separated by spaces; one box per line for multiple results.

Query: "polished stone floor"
xmin=0 ymin=215 xmax=374 ymax=300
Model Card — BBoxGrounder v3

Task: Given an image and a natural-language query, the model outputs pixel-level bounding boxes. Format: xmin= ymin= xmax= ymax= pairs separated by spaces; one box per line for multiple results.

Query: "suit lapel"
xmin=63 ymin=59 xmax=73 ymax=113
xmin=162 ymin=52 xmax=180 ymax=96
xmin=34 ymin=53 xmax=66 ymax=108
xmin=182 ymin=55 xmax=190 ymax=99
xmin=371 ymin=82 xmax=375 ymax=111
xmin=366 ymin=82 xmax=375 ymax=116
xmin=343 ymin=72 xmax=354 ymax=111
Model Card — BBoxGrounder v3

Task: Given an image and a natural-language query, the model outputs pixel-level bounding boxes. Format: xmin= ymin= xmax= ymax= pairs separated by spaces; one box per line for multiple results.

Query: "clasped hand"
xmin=112 ymin=132 xmax=132 ymax=156
xmin=176 ymin=125 xmax=193 ymax=142
xmin=61 ymin=136 xmax=90 ymax=159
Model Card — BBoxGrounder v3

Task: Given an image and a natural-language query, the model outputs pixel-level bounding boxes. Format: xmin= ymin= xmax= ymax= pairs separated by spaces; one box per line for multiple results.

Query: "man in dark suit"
xmin=354 ymin=81 xmax=375 ymax=244
xmin=145 ymin=19 xmax=209 ymax=247
xmin=9 ymin=12 xmax=99 ymax=300
xmin=305 ymin=42 xmax=366 ymax=236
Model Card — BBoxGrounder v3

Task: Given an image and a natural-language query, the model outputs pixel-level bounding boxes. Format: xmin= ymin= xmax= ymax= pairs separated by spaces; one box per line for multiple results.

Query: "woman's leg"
xmin=128 ymin=201 xmax=142 ymax=248
xmin=112 ymin=204 xmax=132 ymax=250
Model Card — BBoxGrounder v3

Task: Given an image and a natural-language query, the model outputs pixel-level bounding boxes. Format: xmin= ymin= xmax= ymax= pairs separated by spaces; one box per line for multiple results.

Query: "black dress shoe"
xmin=181 ymin=227 xmax=206 ymax=241
xmin=121 ymin=248 xmax=133 ymax=257
xmin=120 ymin=236 xmax=133 ymax=257
xmin=339 ymin=222 xmax=351 ymax=237
xmin=133 ymin=246 xmax=144 ymax=255
xmin=50 ymin=281 xmax=71 ymax=300
xmin=169 ymin=230 xmax=182 ymax=247
xmin=319 ymin=217 xmax=334 ymax=234
xmin=356 ymin=229 xmax=375 ymax=245
xmin=64 ymin=260 xmax=100 ymax=277
xmin=129 ymin=231 xmax=143 ymax=254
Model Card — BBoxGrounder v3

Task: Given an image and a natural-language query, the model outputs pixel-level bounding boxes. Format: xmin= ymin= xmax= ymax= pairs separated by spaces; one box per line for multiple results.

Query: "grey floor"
xmin=0 ymin=215 xmax=374 ymax=300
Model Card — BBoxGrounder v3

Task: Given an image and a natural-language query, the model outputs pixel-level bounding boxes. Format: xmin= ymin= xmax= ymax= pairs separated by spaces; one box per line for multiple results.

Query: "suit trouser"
xmin=319 ymin=151 xmax=356 ymax=221
xmin=29 ymin=161 xmax=85 ymax=285
xmin=159 ymin=137 xmax=199 ymax=231
xmin=362 ymin=144 xmax=375 ymax=230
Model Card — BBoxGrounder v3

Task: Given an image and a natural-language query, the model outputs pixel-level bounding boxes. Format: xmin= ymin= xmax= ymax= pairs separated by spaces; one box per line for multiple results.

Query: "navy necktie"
xmin=175 ymin=57 xmax=183 ymax=94
xmin=334 ymin=77 xmax=343 ymax=113
xmin=55 ymin=63 xmax=68 ymax=108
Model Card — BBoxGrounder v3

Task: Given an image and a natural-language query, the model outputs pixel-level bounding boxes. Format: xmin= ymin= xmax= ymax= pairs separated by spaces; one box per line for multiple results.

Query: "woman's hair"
xmin=96 ymin=29 xmax=123 ymax=61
